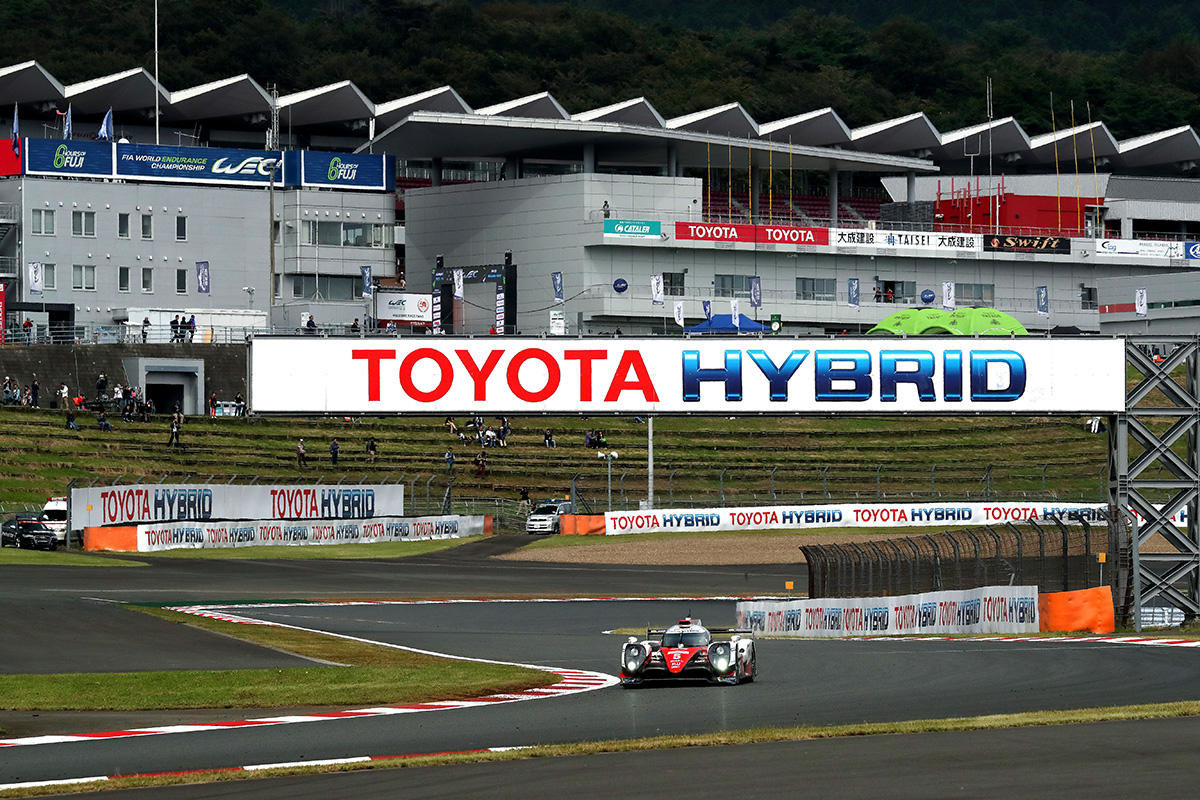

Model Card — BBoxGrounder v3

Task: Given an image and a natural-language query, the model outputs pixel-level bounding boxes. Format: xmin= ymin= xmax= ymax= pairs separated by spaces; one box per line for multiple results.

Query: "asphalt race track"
xmin=2 ymin=539 xmax=1199 ymax=797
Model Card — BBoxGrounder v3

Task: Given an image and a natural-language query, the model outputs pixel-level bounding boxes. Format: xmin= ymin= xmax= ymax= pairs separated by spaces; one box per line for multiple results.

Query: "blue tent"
xmin=685 ymin=313 xmax=769 ymax=334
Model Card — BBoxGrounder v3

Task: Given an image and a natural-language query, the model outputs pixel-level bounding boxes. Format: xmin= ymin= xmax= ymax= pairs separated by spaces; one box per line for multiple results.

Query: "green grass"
xmin=0 ymin=547 xmax=144 ymax=567
xmin=133 ymin=536 xmax=483 ymax=560
xmin=0 ymin=605 xmax=552 ymax=712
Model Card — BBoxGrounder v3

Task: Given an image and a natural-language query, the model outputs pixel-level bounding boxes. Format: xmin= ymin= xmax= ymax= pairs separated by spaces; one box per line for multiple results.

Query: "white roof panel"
xmin=849 ymin=111 xmax=940 ymax=155
xmin=475 ymin=92 xmax=569 ymax=120
xmin=1117 ymin=126 xmax=1200 ymax=168
xmin=666 ymin=102 xmax=758 ymax=138
xmin=0 ymin=60 xmax=65 ymax=104
xmin=758 ymin=108 xmax=850 ymax=146
xmin=168 ymin=74 xmax=271 ymax=120
xmin=278 ymin=80 xmax=374 ymax=126
xmin=1026 ymin=121 xmax=1118 ymax=164
xmin=573 ymin=97 xmax=665 ymax=128
xmin=935 ymin=117 xmax=1031 ymax=159
xmin=64 ymin=67 xmax=168 ymax=114
xmin=375 ymin=86 xmax=471 ymax=129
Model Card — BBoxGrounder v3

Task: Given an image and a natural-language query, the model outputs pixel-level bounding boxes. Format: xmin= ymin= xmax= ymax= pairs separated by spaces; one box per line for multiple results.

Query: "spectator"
xmin=445 ymin=449 xmax=455 ymax=473
xmin=142 ymin=316 xmax=151 ymax=343
xmin=329 ymin=438 xmax=340 ymax=466
xmin=22 ymin=317 xmax=33 ymax=345
xmin=483 ymin=426 xmax=498 ymax=447
xmin=57 ymin=383 xmax=69 ymax=409
xmin=885 ymin=287 xmax=894 ymax=303
xmin=30 ymin=377 xmax=38 ymax=408
xmin=122 ymin=397 xmax=135 ymax=423
xmin=874 ymin=286 xmax=882 ymax=303
xmin=305 ymin=315 xmax=317 ymax=335
xmin=188 ymin=314 xmax=197 ymax=342
xmin=167 ymin=406 xmax=183 ymax=447
xmin=366 ymin=437 xmax=377 ymax=463
xmin=351 ymin=318 xmax=361 ymax=333
xmin=234 ymin=391 xmax=246 ymax=416
xmin=595 ymin=430 xmax=608 ymax=447
xmin=544 ymin=428 xmax=556 ymax=448
xmin=96 ymin=372 xmax=108 ymax=398
xmin=473 ymin=451 xmax=486 ymax=477
xmin=585 ymin=429 xmax=594 ymax=447
xmin=602 ymin=200 xmax=611 ymax=218
xmin=65 ymin=410 xmax=79 ymax=431
xmin=208 ymin=392 xmax=218 ymax=418
xmin=296 ymin=438 xmax=308 ymax=467
xmin=518 ymin=487 xmax=531 ymax=516
xmin=445 ymin=416 xmax=458 ymax=435
xmin=170 ymin=314 xmax=180 ymax=343
xmin=96 ymin=410 xmax=113 ymax=431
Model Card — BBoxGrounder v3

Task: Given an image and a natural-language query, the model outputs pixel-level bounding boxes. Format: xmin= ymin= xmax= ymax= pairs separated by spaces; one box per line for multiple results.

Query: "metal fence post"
xmin=931 ymin=465 xmax=936 ymax=496
xmin=875 ymin=465 xmax=882 ymax=499
xmin=619 ymin=472 xmax=627 ymax=507
xmin=719 ymin=468 xmax=729 ymax=507
xmin=770 ymin=466 xmax=778 ymax=501
xmin=985 ymin=465 xmax=993 ymax=500
xmin=668 ymin=470 xmax=677 ymax=506
xmin=923 ymin=534 xmax=943 ymax=591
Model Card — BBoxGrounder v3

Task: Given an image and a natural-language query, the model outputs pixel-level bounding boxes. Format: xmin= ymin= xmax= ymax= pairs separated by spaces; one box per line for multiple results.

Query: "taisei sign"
xmin=249 ymin=337 xmax=1127 ymax=415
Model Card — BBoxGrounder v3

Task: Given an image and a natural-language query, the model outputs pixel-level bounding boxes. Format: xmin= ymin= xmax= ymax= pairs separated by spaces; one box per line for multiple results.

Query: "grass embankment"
xmin=0 ymin=605 xmax=552 ymax=712
xmin=0 ymin=407 xmax=1110 ymax=514
xmin=135 ymin=536 xmax=483 ymax=560
xmin=0 ymin=548 xmax=143 ymax=567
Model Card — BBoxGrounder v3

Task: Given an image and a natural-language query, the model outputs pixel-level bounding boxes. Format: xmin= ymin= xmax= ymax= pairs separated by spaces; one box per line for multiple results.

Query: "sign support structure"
xmin=1110 ymin=336 xmax=1200 ymax=629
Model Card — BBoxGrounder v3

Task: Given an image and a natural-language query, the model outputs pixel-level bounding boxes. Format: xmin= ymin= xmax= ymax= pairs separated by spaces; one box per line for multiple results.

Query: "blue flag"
xmin=551 ymin=271 xmax=564 ymax=303
xmin=702 ymin=300 xmax=712 ymax=320
xmin=97 ymin=108 xmax=113 ymax=141
xmin=1035 ymin=285 xmax=1049 ymax=316
xmin=62 ymin=104 xmax=72 ymax=140
xmin=10 ymin=103 xmax=17 ymax=155
xmin=749 ymin=276 xmax=762 ymax=308
xmin=195 ymin=261 xmax=210 ymax=294
xmin=360 ymin=265 xmax=373 ymax=298
xmin=847 ymin=277 xmax=860 ymax=308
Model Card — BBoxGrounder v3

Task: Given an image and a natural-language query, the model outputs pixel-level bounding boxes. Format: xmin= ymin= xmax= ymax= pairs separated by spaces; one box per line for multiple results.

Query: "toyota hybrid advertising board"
xmin=249 ymin=337 xmax=1126 ymax=415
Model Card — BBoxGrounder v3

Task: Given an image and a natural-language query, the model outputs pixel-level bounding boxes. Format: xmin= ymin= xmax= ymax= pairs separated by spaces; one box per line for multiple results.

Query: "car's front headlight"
xmin=709 ymin=643 xmax=731 ymax=673
xmin=624 ymin=644 xmax=644 ymax=672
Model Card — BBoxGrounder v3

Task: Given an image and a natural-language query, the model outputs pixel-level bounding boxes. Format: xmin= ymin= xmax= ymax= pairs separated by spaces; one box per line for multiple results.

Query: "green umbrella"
xmin=948 ymin=307 xmax=1028 ymax=335
xmin=867 ymin=308 xmax=960 ymax=335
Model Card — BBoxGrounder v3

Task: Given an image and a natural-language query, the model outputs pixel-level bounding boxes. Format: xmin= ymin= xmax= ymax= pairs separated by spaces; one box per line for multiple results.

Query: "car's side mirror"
xmin=627 ymin=636 xmax=637 ymax=644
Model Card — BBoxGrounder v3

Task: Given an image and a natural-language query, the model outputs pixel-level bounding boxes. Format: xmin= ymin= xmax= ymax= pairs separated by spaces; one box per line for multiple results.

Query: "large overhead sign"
xmin=116 ymin=143 xmax=282 ymax=185
xmin=25 ymin=138 xmax=113 ymax=178
xmin=249 ymin=337 xmax=1127 ymax=415
xmin=285 ymin=150 xmax=393 ymax=190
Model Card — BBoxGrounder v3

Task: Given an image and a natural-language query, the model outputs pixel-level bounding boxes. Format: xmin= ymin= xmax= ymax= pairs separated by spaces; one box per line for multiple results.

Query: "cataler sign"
xmin=249 ymin=337 xmax=1126 ymax=415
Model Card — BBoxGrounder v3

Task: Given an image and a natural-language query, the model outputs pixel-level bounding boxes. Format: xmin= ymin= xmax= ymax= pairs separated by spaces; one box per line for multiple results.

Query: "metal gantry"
xmin=1111 ymin=336 xmax=1200 ymax=630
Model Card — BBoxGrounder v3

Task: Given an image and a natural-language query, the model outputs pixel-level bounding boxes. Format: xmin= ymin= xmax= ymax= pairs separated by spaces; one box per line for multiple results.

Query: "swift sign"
xmin=249 ymin=337 xmax=1126 ymax=415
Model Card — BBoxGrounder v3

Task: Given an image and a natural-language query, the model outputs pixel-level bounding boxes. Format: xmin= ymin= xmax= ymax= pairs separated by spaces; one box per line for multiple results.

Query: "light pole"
xmin=241 ymin=286 xmax=255 ymax=307
xmin=597 ymin=450 xmax=618 ymax=511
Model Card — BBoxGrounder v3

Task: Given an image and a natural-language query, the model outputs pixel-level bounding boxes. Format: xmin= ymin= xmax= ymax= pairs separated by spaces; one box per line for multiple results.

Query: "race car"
xmin=620 ymin=617 xmax=756 ymax=686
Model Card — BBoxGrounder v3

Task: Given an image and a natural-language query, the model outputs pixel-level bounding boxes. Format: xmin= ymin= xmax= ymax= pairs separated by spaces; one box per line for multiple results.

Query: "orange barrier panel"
xmin=1039 ymin=586 xmax=1115 ymax=634
xmin=84 ymin=526 xmax=138 ymax=552
xmin=559 ymin=515 xmax=606 ymax=535
xmin=483 ymin=516 xmax=494 ymax=535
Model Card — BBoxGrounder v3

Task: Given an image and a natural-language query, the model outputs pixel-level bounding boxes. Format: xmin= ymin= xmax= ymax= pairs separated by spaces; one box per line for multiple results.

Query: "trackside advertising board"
xmin=133 ymin=514 xmax=483 ymax=552
xmin=605 ymin=502 xmax=1108 ymax=536
xmin=248 ymin=337 xmax=1126 ymax=415
xmin=70 ymin=483 xmax=405 ymax=529
xmin=737 ymin=585 xmax=1040 ymax=637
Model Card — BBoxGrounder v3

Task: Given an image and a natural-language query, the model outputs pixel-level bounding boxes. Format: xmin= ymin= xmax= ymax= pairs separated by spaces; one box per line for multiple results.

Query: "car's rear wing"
xmin=645 ymin=627 xmax=753 ymax=639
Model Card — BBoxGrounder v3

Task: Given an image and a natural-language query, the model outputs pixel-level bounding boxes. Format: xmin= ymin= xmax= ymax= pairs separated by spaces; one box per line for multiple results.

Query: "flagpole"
xmin=1050 ymin=93 xmax=1061 ymax=232
xmin=154 ymin=0 xmax=160 ymax=145
xmin=1070 ymin=100 xmax=1080 ymax=235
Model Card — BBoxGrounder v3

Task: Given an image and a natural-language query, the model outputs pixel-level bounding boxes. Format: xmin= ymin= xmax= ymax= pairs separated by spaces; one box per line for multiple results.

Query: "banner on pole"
xmin=673 ymin=301 xmax=684 ymax=327
xmin=195 ymin=261 xmax=211 ymax=295
xmin=1135 ymin=287 xmax=1148 ymax=318
xmin=1036 ymin=286 xmax=1049 ymax=316
xmin=453 ymin=268 xmax=464 ymax=299
xmin=749 ymin=276 xmax=762 ymax=308
xmin=26 ymin=261 xmax=43 ymax=296
xmin=360 ymin=266 xmax=372 ymax=298
xmin=730 ymin=298 xmax=740 ymax=327
xmin=551 ymin=271 xmax=564 ymax=303
xmin=847 ymin=277 xmax=860 ymax=309
xmin=942 ymin=280 xmax=956 ymax=311
xmin=702 ymin=300 xmax=712 ymax=320
xmin=650 ymin=274 xmax=664 ymax=306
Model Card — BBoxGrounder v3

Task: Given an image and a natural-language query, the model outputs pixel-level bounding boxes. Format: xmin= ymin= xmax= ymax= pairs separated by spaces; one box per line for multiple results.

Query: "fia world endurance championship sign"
xmin=249 ymin=337 xmax=1126 ymax=415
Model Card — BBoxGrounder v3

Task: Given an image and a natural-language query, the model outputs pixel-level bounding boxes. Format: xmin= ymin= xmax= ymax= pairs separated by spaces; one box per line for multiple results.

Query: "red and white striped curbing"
xmin=0 ymin=746 xmax=532 ymax=793
xmin=848 ymin=634 xmax=1200 ymax=647
xmin=0 ymin=601 xmax=620 ymax=749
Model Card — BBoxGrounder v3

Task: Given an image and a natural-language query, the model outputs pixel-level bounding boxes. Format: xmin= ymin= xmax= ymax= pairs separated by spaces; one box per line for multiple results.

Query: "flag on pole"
xmin=10 ymin=103 xmax=17 ymax=156
xmin=748 ymin=276 xmax=762 ymax=308
xmin=673 ymin=301 xmax=684 ymax=327
xmin=195 ymin=261 xmax=211 ymax=294
xmin=1036 ymin=286 xmax=1049 ymax=316
xmin=1135 ymin=287 xmax=1147 ymax=318
xmin=97 ymin=107 xmax=114 ymax=141
xmin=650 ymin=274 xmax=664 ymax=306
xmin=551 ymin=271 xmax=564 ymax=303
xmin=702 ymin=300 xmax=712 ymax=320
xmin=453 ymin=268 xmax=463 ymax=299
xmin=360 ymin=265 xmax=372 ymax=298
xmin=730 ymin=298 xmax=740 ymax=328
xmin=847 ymin=277 xmax=860 ymax=308
xmin=61 ymin=104 xmax=72 ymax=139
xmin=942 ymin=280 xmax=956 ymax=311
xmin=26 ymin=262 xmax=43 ymax=296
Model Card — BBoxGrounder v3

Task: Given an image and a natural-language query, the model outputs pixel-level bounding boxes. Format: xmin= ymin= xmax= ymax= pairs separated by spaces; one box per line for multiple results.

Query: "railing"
xmin=0 ymin=256 xmax=16 ymax=277
xmin=0 ymin=202 xmax=18 ymax=223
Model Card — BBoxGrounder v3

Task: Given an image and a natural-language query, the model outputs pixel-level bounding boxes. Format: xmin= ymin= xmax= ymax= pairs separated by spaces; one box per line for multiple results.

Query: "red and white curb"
xmin=848 ymin=634 xmax=1200 ymax=648
xmin=0 ymin=601 xmax=619 ymax=749
xmin=0 ymin=746 xmax=531 ymax=793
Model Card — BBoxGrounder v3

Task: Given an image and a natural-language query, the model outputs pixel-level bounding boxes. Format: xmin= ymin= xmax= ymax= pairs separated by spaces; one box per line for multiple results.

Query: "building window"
xmin=43 ymin=263 xmax=56 ymax=290
xmin=274 ymin=273 xmax=282 ymax=298
xmin=141 ymin=267 xmax=153 ymax=293
xmin=318 ymin=275 xmax=357 ymax=301
xmin=72 ymin=210 xmax=96 ymax=237
xmin=273 ymin=220 xmax=282 ymax=244
xmin=955 ymin=282 xmax=995 ymax=305
xmin=1081 ymin=286 xmax=1098 ymax=310
xmin=118 ymin=266 xmax=130 ymax=292
xmin=370 ymin=223 xmax=393 ymax=248
xmin=293 ymin=274 xmax=315 ymax=298
xmin=318 ymin=221 xmax=341 ymax=246
xmin=342 ymin=223 xmax=368 ymax=247
xmin=141 ymin=213 xmax=153 ymax=240
xmin=118 ymin=213 xmax=130 ymax=239
xmin=31 ymin=209 xmax=55 ymax=235
xmin=714 ymin=274 xmax=752 ymax=298
xmin=176 ymin=215 xmax=187 ymax=241
xmin=663 ymin=271 xmax=685 ymax=296
xmin=796 ymin=277 xmax=837 ymax=301
xmin=176 ymin=268 xmax=187 ymax=294
xmin=72 ymin=264 xmax=96 ymax=291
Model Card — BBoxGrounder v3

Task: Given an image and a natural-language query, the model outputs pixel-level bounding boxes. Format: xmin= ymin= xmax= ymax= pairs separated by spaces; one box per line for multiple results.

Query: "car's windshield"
xmin=661 ymin=631 xmax=710 ymax=647
xmin=41 ymin=510 xmax=67 ymax=521
xmin=531 ymin=504 xmax=560 ymax=515
xmin=19 ymin=522 xmax=52 ymax=533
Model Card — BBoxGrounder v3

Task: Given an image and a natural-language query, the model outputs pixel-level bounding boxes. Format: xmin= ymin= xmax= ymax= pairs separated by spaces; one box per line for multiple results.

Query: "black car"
xmin=0 ymin=516 xmax=59 ymax=550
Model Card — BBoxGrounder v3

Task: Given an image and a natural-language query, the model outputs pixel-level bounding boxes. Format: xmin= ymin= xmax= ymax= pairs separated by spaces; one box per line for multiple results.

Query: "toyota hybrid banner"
xmin=71 ymin=483 xmax=405 ymax=529
xmin=134 ymin=514 xmax=483 ymax=552
xmin=249 ymin=336 xmax=1127 ymax=415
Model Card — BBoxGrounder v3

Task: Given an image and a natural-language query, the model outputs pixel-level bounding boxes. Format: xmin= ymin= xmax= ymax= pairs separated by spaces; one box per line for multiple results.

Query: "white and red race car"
xmin=620 ymin=617 xmax=756 ymax=686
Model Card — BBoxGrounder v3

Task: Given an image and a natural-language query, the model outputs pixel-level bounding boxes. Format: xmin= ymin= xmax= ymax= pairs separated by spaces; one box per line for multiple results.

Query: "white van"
xmin=40 ymin=497 xmax=68 ymax=542
xmin=525 ymin=499 xmax=573 ymax=534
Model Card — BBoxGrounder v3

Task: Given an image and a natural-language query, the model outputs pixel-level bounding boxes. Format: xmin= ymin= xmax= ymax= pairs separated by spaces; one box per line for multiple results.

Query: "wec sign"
xmin=249 ymin=337 xmax=1125 ymax=415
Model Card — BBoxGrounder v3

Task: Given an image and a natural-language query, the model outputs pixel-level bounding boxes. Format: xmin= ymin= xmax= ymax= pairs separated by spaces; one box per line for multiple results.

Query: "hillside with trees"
xmin=1 ymin=0 xmax=1198 ymax=137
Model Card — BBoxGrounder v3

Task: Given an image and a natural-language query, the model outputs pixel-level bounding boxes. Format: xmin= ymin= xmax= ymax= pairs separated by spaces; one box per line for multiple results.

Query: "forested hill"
xmin=2 ymin=0 xmax=1199 ymax=138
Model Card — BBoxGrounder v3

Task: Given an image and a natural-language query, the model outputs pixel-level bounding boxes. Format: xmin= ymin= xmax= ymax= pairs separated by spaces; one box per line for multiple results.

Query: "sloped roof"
xmin=935 ymin=117 xmax=1031 ymax=160
xmin=0 ymin=60 xmax=64 ymax=104
xmin=666 ymin=102 xmax=758 ymax=138
xmin=475 ymin=92 xmax=569 ymax=120
xmin=572 ymin=97 xmax=665 ymax=128
xmin=168 ymin=74 xmax=271 ymax=120
xmin=1117 ymin=126 xmax=1200 ymax=169
xmin=64 ymin=67 xmax=168 ymax=114
xmin=758 ymin=108 xmax=851 ymax=147
xmin=278 ymin=80 xmax=374 ymax=126
xmin=849 ymin=111 xmax=940 ymax=155
xmin=374 ymin=86 xmax=471 ymax=129
xmin=1026 ymin=121 xmax=1119 ymax=164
